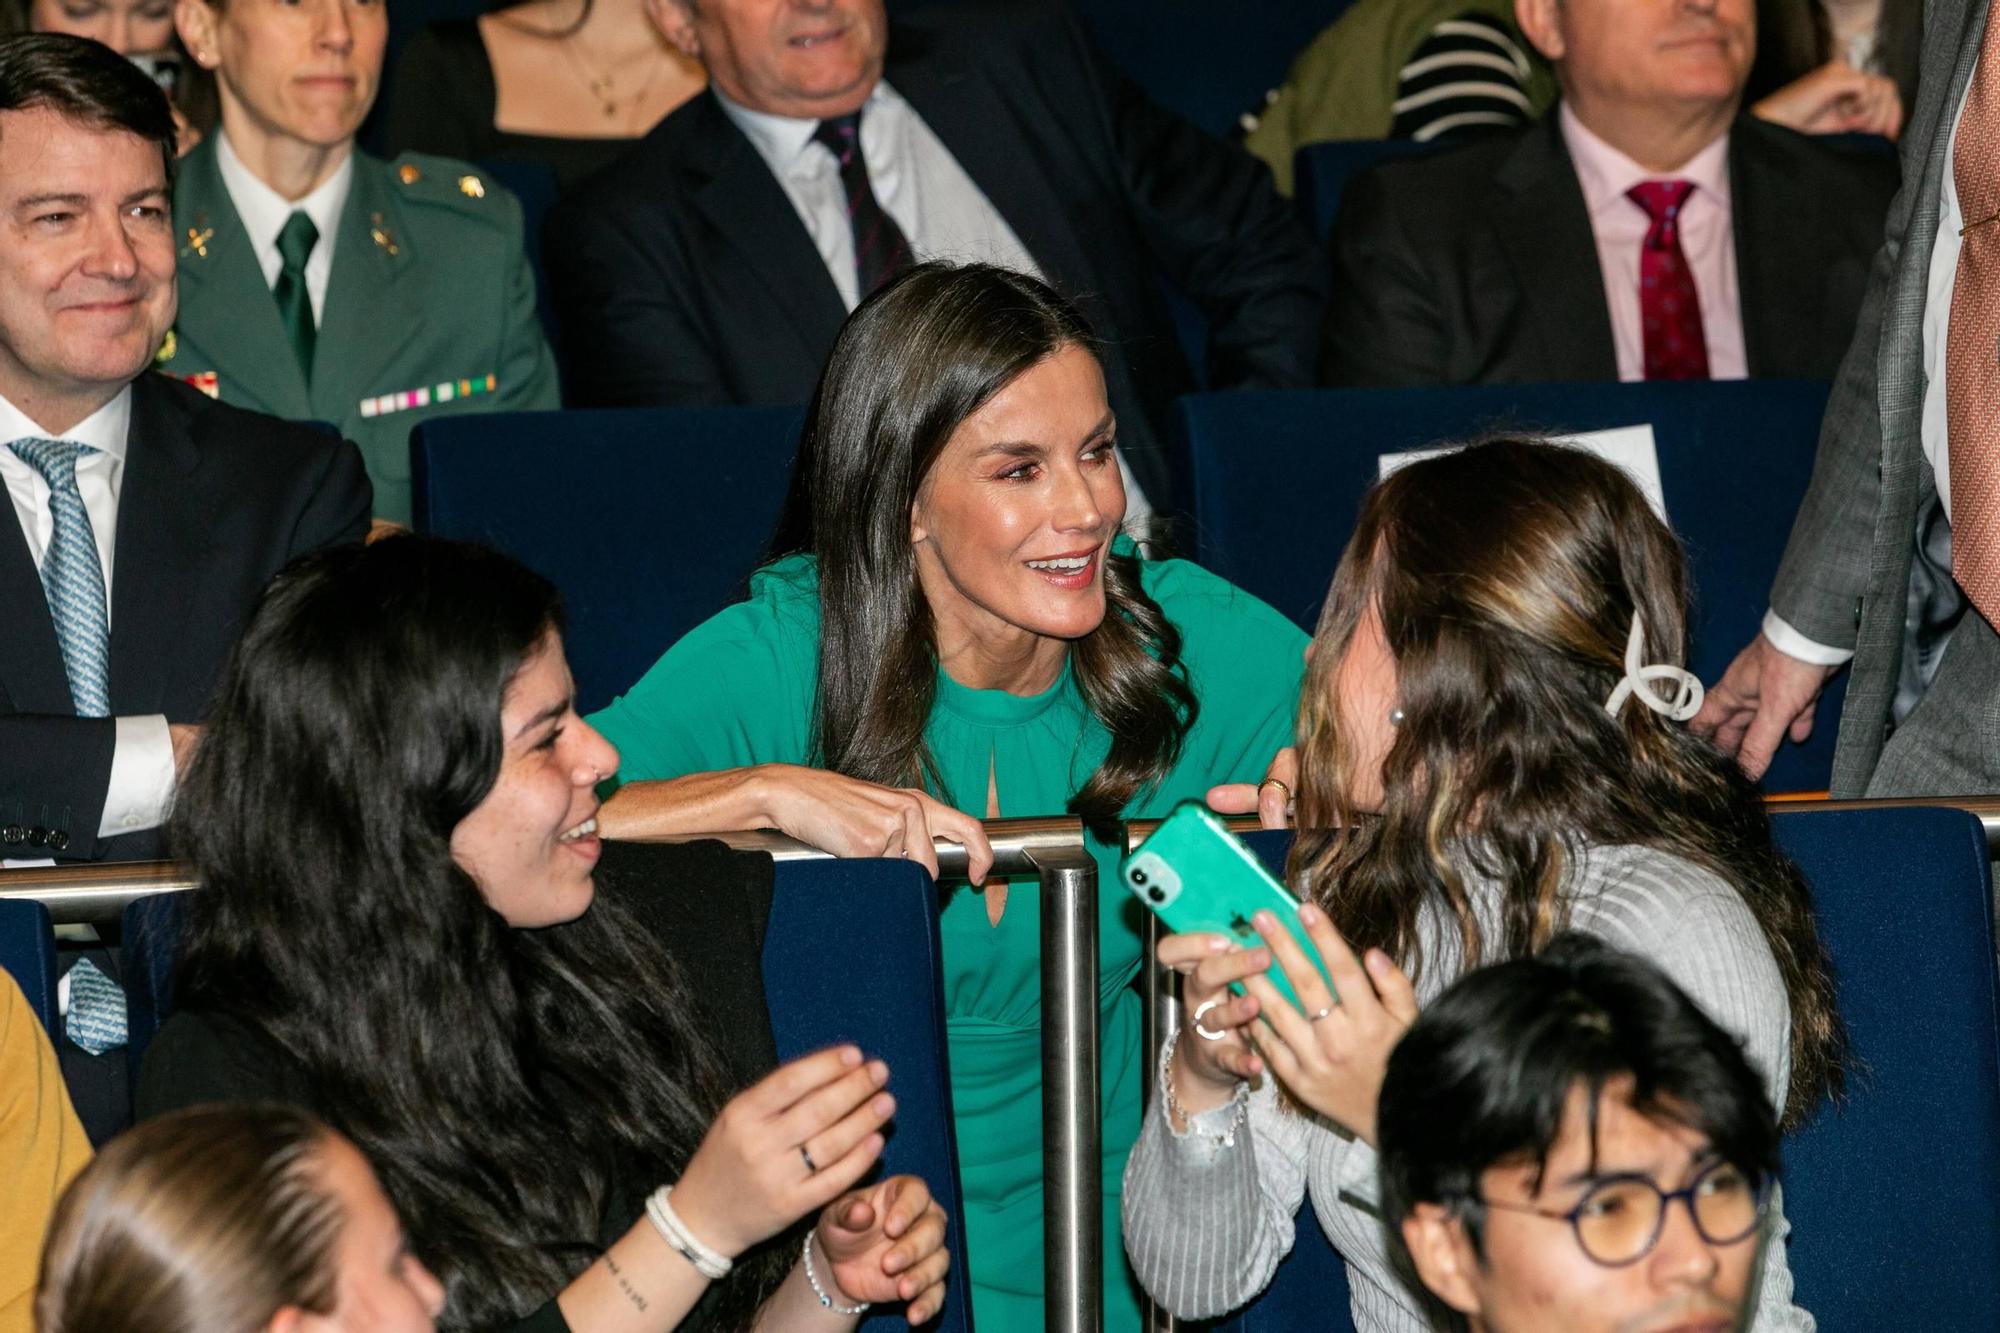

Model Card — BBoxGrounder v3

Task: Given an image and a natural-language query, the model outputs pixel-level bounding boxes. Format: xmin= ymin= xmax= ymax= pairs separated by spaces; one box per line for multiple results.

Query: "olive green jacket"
xmin=160 ymin=137 xmax=560 ymax=523
xmin=1243 ymin=0 xmax=1557 ymax=194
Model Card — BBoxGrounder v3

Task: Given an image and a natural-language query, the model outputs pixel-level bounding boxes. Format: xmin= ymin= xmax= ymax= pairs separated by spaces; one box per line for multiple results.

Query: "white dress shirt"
xmin=214 ymin=129 xmax=355 ymax=326
xmin=1560 ymin=105 xmax=1749 ymax=383
xmin=714 ymin=81 xmax=1155 ymax=518
xmin=0 ymin=387 xmax=176 ymax=848
xmin=1763 ymin=68 xmax=1977 ymax=667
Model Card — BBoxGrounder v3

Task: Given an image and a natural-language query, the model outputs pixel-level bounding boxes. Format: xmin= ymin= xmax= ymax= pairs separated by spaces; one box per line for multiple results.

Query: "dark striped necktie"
xmin=812 ymin=111 xmax=913 ymax=299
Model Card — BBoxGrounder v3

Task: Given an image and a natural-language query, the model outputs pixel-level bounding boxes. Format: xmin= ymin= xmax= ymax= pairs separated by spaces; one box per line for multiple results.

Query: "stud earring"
xmin=1389 ymin=708 xmax=1405 ymax=726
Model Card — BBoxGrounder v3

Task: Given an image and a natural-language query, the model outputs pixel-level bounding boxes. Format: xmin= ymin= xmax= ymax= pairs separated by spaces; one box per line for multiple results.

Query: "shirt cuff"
xmin=98 ymin=714 xmax=177 ymax=840
xmin=1761 ymin=611 xmax=1855 ymax=668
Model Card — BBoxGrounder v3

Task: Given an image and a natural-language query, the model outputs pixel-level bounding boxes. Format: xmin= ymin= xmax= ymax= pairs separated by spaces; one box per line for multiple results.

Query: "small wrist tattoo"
xmin=606 ymin=1251 xmax=648 ymax=1313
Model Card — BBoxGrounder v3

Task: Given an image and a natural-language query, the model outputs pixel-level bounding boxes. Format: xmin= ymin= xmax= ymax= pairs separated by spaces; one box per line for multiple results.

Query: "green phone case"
xmin=1120 ymin=801 xmax=1336 ymax=1014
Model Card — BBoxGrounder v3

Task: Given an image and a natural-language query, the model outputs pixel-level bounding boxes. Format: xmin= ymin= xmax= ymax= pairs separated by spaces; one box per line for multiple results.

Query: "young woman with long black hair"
xmin=587 ymin=262 xmax=1309 ymax=1330
xmin=136 ymin=537 xmax=950 ymax=1332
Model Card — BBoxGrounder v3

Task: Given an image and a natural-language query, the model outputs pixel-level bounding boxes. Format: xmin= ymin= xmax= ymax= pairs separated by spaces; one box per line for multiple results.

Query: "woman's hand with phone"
xmin=1239 ymin=904 xmax=1417 ymax=1148
xmin=1157 ymin=932 xmax=1271 ymax=1122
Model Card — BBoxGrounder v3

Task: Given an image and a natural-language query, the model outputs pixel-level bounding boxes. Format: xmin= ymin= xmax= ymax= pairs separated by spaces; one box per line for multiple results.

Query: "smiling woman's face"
xmin=908 ymin=342 xmax=1127 ymax=657
xmin=447 ymin=632 xmax=619 ymax=930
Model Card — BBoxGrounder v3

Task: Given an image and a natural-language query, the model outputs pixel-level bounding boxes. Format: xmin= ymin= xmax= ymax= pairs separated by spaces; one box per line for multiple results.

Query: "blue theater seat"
xmin=0 ymin=897 xmax=59 ymax=1038
xmin=1221 ymin=810 xmax=2000 ymax=1330
xmin=1766 ymin=805 xmax=2000 ymax=1325
xmin=411 ymin=405 xmax=803 ymax=712
xmin=763 ymin=858 xmax=974 ymax=1332
xmin=121 ymin=853 xmax=972 ymax=1331
xmin=1176 ymin=379 xmax=1842 ymax=793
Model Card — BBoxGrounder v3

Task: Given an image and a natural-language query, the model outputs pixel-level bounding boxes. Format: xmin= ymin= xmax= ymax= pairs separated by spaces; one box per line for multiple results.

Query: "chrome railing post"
xmin=1027 ymin=844 xmax=1103 ymax=1333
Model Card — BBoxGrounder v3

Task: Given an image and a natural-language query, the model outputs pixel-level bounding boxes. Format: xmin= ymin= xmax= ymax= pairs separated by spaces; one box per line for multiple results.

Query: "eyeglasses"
xmin=1478 ymin=1159 xmax=1770 ymax=1268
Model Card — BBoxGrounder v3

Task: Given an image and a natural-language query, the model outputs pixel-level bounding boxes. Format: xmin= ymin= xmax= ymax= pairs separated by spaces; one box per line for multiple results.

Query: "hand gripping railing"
xmin=0 ymin=815 xmax=1112 ymax=1333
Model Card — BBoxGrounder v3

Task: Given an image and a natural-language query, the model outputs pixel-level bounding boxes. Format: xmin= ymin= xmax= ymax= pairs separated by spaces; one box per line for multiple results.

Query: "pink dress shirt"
xmin=1560 ymin=105 xmax=1748 ymax=382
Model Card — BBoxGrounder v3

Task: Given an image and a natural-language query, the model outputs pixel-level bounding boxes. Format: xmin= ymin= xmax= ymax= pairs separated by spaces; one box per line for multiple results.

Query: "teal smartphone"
xmin=1120 ymin=801 xmax=1336 ymax=1014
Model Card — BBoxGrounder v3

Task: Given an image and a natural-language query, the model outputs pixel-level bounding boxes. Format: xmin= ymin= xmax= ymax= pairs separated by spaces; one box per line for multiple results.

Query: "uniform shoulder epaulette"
xmin=384 ymin=152 xmax=516 ymax=231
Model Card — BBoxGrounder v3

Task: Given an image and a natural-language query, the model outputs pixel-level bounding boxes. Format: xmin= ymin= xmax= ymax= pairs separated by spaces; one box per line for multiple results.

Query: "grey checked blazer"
xmin=1770 ymin=0 xmax=2000 ymax=797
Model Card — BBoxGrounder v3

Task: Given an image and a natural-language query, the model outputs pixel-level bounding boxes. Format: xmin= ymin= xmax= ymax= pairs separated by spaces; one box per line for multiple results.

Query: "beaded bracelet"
xmin=801 ymin=1231 xmax=871 ymax=1316
xmin=1160 ymin=1036 xmax=1250 ymax=1147
xmin=643 ymin=1185 xmax=733 ymax=1281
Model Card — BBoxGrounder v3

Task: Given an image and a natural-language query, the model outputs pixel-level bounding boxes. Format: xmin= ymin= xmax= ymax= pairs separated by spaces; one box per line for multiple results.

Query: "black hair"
xmin=171 ymin=535 xmax=788 ymax=1329
xmin=1377 ymin=933 xmax=1781 ymax=1266
xmin=0 ymin=32 xmax=176 ymax=184
xmin=785 ymin=261 xmax=1196 ymax=836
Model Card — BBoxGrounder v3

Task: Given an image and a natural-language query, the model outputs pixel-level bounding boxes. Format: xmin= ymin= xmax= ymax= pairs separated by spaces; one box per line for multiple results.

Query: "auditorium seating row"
xmin=412 ymin=377 xmax=1845 ymax=793
xmin=3 ymin=801 xmax=1997 ymax=1330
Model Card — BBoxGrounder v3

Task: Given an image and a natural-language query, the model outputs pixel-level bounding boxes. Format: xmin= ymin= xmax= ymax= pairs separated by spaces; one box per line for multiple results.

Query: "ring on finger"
xmin=1190 ymin=997 xmax=1228 ymax=1041
xmin=800 ymin=1144 xmax=818 ymax=1174
xmin=1308 ymin=1003 xmax=1336 ymax=1022
xmin=1258 ymin=777 xmax=1291 ymax=800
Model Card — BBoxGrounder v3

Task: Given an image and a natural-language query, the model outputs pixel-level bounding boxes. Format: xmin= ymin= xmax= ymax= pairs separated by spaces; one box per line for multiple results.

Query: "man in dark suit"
xmin=1697 ymin=0 xmax=2000 ymax=798
xmin=546 ymin=0 xmax=1324 ymax=508
xmin=1321 ymin=0 xmax=1898 ymax=388
xmin=0 ymin=35 xmax=370 ymax=867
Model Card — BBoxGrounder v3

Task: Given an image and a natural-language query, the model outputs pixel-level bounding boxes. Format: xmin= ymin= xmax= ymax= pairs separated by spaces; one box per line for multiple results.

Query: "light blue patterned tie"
xmin=65 ymin=956 xmax=127 ymax=1055
xmin=8 ymin=437 xmax=109 ymax=717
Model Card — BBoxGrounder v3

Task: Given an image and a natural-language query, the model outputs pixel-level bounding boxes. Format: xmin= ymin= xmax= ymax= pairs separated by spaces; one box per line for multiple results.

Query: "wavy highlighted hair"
xmin=1287 ymin=439 xmax=1842 ymax=1126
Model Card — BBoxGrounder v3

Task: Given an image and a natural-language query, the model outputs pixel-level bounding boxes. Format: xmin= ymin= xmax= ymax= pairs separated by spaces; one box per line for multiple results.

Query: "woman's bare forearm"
xmin=597 ymin=767 xmax=783 ymax=840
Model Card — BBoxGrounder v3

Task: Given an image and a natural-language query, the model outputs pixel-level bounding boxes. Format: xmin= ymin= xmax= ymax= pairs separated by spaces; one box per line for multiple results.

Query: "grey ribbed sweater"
xmin=1121 ymin=843 xmax=1811 ymax=1331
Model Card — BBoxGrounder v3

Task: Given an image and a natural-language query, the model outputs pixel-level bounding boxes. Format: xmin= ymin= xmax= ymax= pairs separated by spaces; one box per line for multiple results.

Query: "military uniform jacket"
xmin=161 ymin=138 xmax=560 ymax=524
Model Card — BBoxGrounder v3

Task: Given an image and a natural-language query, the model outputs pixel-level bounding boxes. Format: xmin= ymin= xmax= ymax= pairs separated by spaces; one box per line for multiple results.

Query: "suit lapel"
xmin=1730 ymin=122 xmax=1809 ymax=377
xmin=888 ymin=30 xmax=1086 ymax=294
xmin=0 ymin=497 xmax=72 ymax=714
xmin=1490 ymin=117 xmax=1619 ymax=381
xmin=171 ymin=141 xmax=313 ymax=419
xmin=311 ymin=158 xmax=426 ymax=419
xmin=683 ymin=95 xmax=849 ymax=352
xmin=107 ymin=376 xmax=206 ymax=717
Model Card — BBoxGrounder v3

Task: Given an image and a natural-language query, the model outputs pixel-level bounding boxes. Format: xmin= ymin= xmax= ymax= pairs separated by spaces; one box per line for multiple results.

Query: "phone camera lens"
xmin=1130 ymin=869 xmax=1148 ymax=886
xmin=1146 ymin=887 xmax=1165 ymax=903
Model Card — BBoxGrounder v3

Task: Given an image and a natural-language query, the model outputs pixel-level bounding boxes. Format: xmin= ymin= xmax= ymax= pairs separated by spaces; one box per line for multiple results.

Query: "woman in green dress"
xmin=590 ymin=263 xmax=1307 ymax=1331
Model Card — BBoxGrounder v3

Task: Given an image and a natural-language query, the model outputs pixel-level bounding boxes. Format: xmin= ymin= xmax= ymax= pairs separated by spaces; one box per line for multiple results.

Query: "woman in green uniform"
xmin=589 ymin=263 xmax=1307 ymax=1330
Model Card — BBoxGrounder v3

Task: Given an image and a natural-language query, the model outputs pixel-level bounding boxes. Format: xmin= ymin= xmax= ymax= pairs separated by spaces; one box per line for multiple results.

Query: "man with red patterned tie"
xmin=1320 ymin=0 xmax=1898 ymax=389
xmin=1700 ymin=0 xmax=2000 ymax=797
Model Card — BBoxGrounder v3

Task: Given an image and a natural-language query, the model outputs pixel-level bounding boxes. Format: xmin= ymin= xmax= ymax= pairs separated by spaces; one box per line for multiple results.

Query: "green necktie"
xmin=273 ymin=210 xmax=319 ymax=383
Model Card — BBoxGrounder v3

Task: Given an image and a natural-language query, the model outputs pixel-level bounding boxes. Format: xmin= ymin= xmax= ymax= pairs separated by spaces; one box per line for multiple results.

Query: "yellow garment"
xmin=0 ymin=974 xmax=90 ymax=1333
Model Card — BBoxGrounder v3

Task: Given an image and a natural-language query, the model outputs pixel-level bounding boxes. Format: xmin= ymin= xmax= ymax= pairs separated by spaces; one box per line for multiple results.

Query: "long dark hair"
xmin=1287 ymin=440 xmax=1842 ymax=1126
xmin=38 ymin=1104 xmax=346 ymax=1333
xmin=794 ymin=262 xmax=1195 ymax=834
xmin=170 ymin=537 xmax=785 ymax=1329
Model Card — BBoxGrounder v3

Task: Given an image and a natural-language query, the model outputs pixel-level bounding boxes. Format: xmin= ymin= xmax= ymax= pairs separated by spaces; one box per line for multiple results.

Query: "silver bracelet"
xmin=801 ymin=1230 xmax=870 ymax=1316
xmin=1160 ymin=1036 xmax=1249 ymax=1147
xmin=643 ymin=1185 xmax=733 ymax=1281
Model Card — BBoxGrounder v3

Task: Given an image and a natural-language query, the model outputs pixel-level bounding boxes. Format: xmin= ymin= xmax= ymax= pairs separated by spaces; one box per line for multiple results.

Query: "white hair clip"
xmin=1603 ymin=612 xmax=1704 ymax=723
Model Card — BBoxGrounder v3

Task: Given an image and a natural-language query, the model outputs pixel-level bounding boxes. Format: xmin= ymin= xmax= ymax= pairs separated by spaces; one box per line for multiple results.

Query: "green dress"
xmin=589 ymin=546 xmax=1307 ymax=1331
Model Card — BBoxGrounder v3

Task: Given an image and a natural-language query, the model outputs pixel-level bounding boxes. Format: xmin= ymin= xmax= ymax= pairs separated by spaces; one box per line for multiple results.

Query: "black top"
xmin=381 ymin=19 xmax=641 ymax=191
xmin=135 ymin=839 xmax=779 ymax=1333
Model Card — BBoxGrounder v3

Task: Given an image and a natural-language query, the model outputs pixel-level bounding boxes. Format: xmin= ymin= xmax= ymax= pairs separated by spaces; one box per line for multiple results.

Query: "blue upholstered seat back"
xmin=0 ymin=896 xmax=59 ymax=1038
xmin=1176 ymin=380 xmax=1842 ymax=793
xmin=410 ymin=404 xmax=803 ymax=713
